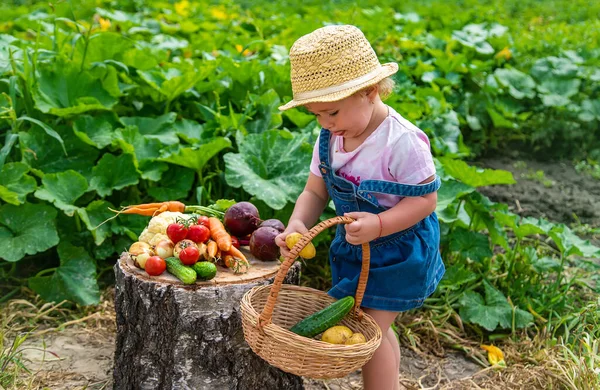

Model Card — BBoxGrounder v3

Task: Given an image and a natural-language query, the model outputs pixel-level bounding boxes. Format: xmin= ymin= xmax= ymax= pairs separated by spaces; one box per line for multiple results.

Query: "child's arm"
xmin=344 ymin=175 xmax=437 ymax=245
xmin=275 ymin=173 xmax=329 ymax=257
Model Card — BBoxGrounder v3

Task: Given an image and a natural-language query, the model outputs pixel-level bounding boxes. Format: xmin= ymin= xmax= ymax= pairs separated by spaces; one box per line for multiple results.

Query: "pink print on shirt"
xmin=337 ymin=170 xmax=361 ymax=186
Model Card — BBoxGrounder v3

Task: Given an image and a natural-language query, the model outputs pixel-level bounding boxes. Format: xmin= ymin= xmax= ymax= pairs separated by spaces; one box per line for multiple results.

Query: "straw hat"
xmin=279 ymin=25 xmax=398 ymax=111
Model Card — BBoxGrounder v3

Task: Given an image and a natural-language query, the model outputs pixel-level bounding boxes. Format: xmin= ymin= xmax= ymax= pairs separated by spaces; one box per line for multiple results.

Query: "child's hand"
xmin=343 ymin=212 xmax=381 ymax=245
xmin=275 ymin=220 xmax=308 ymax=259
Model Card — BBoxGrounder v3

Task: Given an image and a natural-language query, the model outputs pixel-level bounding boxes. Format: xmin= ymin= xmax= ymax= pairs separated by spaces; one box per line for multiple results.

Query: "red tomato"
xmin=196 ymin=216 xmax=210 ymax=228
xmin=187 ymin=225 xmax=210 ymax=243
xmin=167 ymin=223 xmax=188 ymax=243
xmin=231 ymin=236 xmax=240 ymax=249
xmin=145 ymin=256 xmax=166 ymax=276
xmin=179 ymin=246 xmax=200 ymax=265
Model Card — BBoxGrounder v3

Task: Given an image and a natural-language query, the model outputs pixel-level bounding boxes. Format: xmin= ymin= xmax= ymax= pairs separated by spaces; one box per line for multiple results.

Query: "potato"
xmin=321 ymin=325 xmax=353 ymax=344
xmin=345 ymin=333 xmax=367 ymax=345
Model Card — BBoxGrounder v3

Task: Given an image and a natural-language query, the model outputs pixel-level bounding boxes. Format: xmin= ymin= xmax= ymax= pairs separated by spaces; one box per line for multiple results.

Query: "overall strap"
xmin=318 ymin=129 xmax=331 ymax=167
xmin=359 ymin=175 xmax=441 ymax=198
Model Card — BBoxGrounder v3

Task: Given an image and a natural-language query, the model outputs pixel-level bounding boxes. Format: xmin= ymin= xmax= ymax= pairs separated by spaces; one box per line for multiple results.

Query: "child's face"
xmin=305 ymin=92 xmax=373 ymax=139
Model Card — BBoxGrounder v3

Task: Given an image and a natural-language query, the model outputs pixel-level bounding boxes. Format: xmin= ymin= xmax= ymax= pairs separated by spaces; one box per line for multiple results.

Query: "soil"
xmin=15 ymin=156 xmax=600 ymax=389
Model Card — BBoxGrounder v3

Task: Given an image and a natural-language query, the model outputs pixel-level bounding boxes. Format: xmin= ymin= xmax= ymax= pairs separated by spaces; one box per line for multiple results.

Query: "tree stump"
xmin=113 ymin=250 xmax=304 ymax=390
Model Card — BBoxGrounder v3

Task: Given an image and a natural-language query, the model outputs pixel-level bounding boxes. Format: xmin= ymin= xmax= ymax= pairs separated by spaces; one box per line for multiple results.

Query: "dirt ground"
xmin=13 ymin=156 xmax=600 ymax=389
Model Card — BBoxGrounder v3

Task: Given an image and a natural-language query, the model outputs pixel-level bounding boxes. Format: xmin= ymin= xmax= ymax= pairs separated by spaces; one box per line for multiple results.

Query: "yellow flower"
xmin=210 ymin=7 xmax=228 ymax=20
xmin=175 ymin=0 xmax=190 ymax=18
xmin=495 ymin=47 xmax=512 ymax=61
xmin=481 ymin=344 xmax=506 ymax=367
xmin=235 ymin=44 xmax=251 ymax=56
xmin=98 ymin=17 xmax=111 ymax=31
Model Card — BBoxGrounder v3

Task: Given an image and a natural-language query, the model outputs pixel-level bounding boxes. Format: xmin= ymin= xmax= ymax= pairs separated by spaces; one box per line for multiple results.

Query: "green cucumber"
xmin=165 ymin=257 xmax=197 ymax=285
xmin=192 ymin=261 xmax=217 ymax=281
xmin=289 ymin=296 xmax=355 ymax=338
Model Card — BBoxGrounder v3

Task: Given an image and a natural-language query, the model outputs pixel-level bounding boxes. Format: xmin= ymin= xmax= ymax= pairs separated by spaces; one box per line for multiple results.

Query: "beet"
xmin=224 ymin=202 xmax=261 ymax=237
xmin=260 ymin=219 xmax=285 ymax=233
xmin=249 ymin=227 xmax=280 ymax=261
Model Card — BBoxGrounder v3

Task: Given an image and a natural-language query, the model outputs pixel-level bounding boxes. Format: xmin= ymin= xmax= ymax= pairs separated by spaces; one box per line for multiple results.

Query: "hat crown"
xmin=288 ymin=25 xmax=381 ymax=96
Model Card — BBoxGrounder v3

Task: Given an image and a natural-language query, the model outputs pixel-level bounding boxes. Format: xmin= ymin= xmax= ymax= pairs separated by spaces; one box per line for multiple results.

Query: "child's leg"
xmin=388 ymin=327 xmax=401 ymax=374
xmin=361 ymin=308 xmax=400 ymax=390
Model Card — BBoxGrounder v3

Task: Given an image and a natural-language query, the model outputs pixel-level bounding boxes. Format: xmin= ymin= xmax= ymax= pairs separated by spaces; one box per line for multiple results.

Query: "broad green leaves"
xmin=224 ymin=130 xmax=311 ymax=209
xmin=0 ymin=203 xmax=59 ymax=262
xmin=439 ymin=157 xmax=516 ymax=187
xmin=0 ymin=162 xmax=36 ymax=205
xmin=34 ymin=170 xmax=88 ymax=216
xmin=28 ymin=242 xmax=100 ymax=306
xmin=32 ymin=60 xmax=120 ymax=116
xmin=459 ymin=281 xmax=533 ymax=331
xmin=89 ymin=154 xmax=139 ymax=197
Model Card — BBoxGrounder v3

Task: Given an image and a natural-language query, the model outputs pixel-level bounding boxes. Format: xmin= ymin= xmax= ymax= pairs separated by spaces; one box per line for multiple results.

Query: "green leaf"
xmin=549 ymin=224 xmax=600 ymax=258
xmin=73 ymin=112 xmax=116 ymax=149
xmin=34 ymin=170 xmax=88 ymax=216
xmin=418 ymin=110 xmax=463 ymax=155
xmin=579 ymin=99 xmax=600 ymax=122
xmin=436 ymin=179 xmax=475 ymax=214
xmin=28 ymin=242 xmax=100 ymax=305
xmin=18 ymin=116 xmax=67 ymax=155
xmin=147 ymin=165 xmax=195 ymax=201
xmin=89 ymin=154 xmax=139 ymax=197
xmin=493 ymin=68 xmax=537 ymax=100
xmin=19 ymin=126 xmax=99 ymax=180
xmin=245 ymin=89 xmax=283 ymax=133
xmin=0 ymin=132 xmax=19 ymax=168
xmin=32 ymin=60 xmax=119 ymax=116
xmin=173 ymin=119 xmax=203 ymax=144
xmin=0 ymin=162 xmax=36 ymax=205
xmin=449 ymin=227 xmax=493 ymax=262
xmin=160 ymin=137 xmax=231 ymax=173
xmin=120 ymin=113 xmax=179 ymax=145
xmin=452 ymin=23 xmax=500 ymax=55
xmin=439 ymin=157 xmax=516 ymax=187
xmin=224 ymin=130 xmax=312 ymax=210
xmin=440 ymin=264 xmax=478 ymax=291
xmin=486 ymin=107 xmax=516 ymax=129
xmin=137 ymin=63 xmax=211 ymax=102
xmin=0 ymin=203 xmax=59 ymax=262
xmin=77 ymin=200 xmax=115 ymax=246
xmin=459 ymin=281 xmax=533 ymax=331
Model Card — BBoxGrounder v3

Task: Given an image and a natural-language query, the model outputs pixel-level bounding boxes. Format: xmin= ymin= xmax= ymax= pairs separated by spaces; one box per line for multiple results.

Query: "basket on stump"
xmin=240 ymin=216 xmax=382 ymax=379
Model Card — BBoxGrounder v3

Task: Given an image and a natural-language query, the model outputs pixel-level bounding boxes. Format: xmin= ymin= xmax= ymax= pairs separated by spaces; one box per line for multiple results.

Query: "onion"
xmin=129 ymin=242 xmax=155 ymax=269
xmin=154 ymin=239 xmax=174 ymax=259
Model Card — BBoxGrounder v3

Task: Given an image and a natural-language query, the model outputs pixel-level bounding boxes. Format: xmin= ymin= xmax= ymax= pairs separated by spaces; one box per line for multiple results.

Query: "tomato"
xmin=196 ymin=215 xmax=210 ymax=228
xmin=167 ymin=222 xmax=188 ymax=243
xmin=231 ymin=236 xmax=240 ymax=249
xmin=187 ymin=224 xmax=210 ymax=243
xmin=179 ymin=246 xmax=200 ymax=265
xmin=145 ymin=256 xmax=166 ymax=276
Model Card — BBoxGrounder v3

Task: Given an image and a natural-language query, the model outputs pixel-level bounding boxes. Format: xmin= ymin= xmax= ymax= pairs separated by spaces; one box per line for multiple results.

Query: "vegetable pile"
xmin=123 ymin=200 xmax=288 ymax=284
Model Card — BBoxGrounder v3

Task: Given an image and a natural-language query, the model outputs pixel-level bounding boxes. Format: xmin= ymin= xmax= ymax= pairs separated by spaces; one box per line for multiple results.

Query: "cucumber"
xmin=290 ymin=296 xmax=355 ymax=338
xmin=192 ymin=261 xmax=217 ymax=281
xmin=165 ymin=257 xmax=197 ymax=285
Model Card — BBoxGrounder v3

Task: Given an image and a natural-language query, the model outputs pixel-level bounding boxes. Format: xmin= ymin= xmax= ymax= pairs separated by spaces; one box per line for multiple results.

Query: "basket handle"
xmin=257 ymin=216 xmax=371 ymax=330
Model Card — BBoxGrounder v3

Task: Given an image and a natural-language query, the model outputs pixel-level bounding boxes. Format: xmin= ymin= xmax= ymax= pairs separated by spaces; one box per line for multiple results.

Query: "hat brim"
xmin=278 ymin=62 xmax=398 ymax=111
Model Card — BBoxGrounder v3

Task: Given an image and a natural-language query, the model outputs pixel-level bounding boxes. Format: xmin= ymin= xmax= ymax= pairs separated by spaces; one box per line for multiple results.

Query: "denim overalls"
xmin=318 ymin=128 xmax=445 ymax=312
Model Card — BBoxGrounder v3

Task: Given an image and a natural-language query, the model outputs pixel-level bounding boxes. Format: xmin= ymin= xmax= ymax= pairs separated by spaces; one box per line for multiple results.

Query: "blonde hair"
xmin=377 ymin=77 xmax=395 ymax=100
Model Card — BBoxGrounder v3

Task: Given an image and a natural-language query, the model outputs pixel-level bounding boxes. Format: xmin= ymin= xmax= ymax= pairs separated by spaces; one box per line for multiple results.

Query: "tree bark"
xmin=113 ymin=252 xmax=304 ymax=390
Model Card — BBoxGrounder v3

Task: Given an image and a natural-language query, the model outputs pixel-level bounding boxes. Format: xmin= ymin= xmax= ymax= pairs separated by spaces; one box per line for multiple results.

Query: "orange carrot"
xmin=109 ymin=201 xmax=185 ymax=216
xmin=226 ymin=245 xmax=248 ymax=265
xmin=207 ymin=240 xmax=218 ymax=259
xmin=223 ymin=254 xmax=249 ymax=274
xmin=209 ymin=217 xmax=232 ymax=252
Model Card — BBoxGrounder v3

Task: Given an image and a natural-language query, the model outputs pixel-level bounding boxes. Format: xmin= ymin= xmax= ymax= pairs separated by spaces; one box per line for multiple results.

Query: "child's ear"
xmin=364 ymin=85 xmax=378 ymax=100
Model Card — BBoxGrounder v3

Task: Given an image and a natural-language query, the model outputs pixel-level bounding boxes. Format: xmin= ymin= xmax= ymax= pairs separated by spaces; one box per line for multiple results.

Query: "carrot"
xmin=209 ymin=217 xmax=232 ymax=252
xmin=223 ymin=254 xmax=249 ymax=274
xmin=109 ymin=201 xmax=186 ymax=216
xmin=207 ymin=240 xmax=218 ymax=259
xmin=226 ymin=245 xmax=248 ymax=265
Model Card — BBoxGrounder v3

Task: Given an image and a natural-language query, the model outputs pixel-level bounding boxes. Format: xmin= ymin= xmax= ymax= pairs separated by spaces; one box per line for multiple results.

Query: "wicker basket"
xmin=240 ymin=216 xmax=382 ymax=379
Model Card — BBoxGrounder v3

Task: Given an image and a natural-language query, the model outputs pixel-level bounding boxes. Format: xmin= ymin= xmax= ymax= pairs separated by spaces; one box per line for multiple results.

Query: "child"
xmin=275 ymin=25 xmax=445 ymax=390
